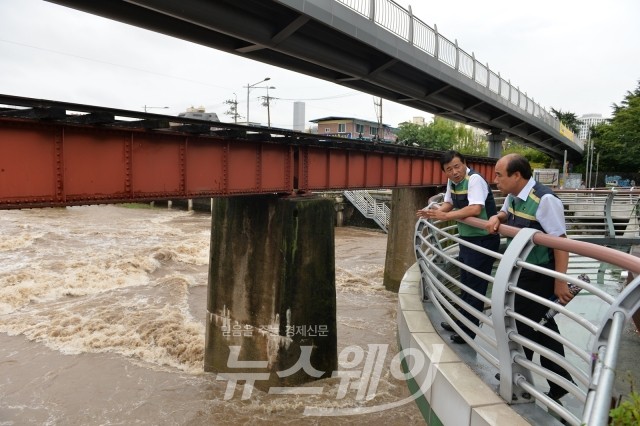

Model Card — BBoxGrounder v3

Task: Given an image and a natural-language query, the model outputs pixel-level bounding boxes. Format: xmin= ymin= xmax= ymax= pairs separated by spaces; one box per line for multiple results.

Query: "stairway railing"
xmin=343 ymin=190 xmax=389 ymax=232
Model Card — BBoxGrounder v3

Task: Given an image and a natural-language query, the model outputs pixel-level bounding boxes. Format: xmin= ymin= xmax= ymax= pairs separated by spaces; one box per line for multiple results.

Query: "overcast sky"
xmin=1 ymin=0 xmax=638 ymax=130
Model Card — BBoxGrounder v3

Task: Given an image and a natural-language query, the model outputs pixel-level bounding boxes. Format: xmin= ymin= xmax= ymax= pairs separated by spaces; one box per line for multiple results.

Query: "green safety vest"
xmin=450 ymin=170 xmax=496 ymax=237
xmin=506 ymin=182 xmax=556 ymax=265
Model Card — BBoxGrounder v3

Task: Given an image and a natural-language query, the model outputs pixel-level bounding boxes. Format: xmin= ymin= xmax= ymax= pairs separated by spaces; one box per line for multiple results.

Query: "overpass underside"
xmin=45 ymin=0 xmax=582 ymax=159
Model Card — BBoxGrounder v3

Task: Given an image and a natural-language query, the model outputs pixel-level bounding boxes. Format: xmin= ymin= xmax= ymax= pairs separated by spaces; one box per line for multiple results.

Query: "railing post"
xmin=604 ymin=191 xmax=616 ymax=238
xmin=369 ymin=0 xmax=375 ymax=21
xmin=407 ymin=5 xmax=414 ymax=45
xmin=517 ymin=87 xmax=521 ymax=109
xmin=486 ymin=63 xmax=490 ymax=87
xmin=471 ymin=52 xmax=476 ymax=81
xmin=585 ymin=311 xmax=627 ymax=424
xmin=434 ymin=24 xmax=439 ymax=60
xmin=492 ymin=227 xmax=539 ymax=404
xmin=455 ymin=39 xmax=460 ymax=71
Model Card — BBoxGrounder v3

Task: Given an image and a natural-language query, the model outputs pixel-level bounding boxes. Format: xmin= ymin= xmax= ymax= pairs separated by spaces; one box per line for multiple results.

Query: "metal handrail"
xmin=343 ymin=190 xmax=390 ymax=232
xmin=415 ymin=213 xmax=640 ymax=425
xmin=335 ymin=0 xmax=581 ymax=149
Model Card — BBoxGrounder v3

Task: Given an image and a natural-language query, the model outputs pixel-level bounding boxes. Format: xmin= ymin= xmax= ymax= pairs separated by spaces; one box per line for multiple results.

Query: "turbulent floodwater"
xmin=0 ymin=205 xmax=422 ymax=425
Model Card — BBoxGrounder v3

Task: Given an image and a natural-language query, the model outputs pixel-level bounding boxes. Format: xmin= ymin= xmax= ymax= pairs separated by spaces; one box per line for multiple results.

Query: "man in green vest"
xmin=417 ymin=150 xmax=499 ymax=344
xmin=486 ymin=153 xmax=574 ymax=403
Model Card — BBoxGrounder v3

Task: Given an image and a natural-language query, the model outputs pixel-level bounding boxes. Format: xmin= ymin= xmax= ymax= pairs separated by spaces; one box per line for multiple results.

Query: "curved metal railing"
xmin=336 ymin=0 xmax=582 ymax=149
xmin=557 ymin=189 xmax=640 ymax=241
xmin=415 ymin=205 xmax=640 ymax=425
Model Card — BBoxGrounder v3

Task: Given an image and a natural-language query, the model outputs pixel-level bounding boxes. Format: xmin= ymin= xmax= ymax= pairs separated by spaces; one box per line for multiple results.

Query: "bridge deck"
xmin=0 ymin=95 xmax=496 ymax=209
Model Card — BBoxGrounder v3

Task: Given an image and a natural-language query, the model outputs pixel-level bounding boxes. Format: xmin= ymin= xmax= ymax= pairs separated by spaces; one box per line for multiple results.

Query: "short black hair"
xmin=439 ymin=150 xmax=465 ymax=171
xmin=505 ymin=154 xmax=532 ymax=179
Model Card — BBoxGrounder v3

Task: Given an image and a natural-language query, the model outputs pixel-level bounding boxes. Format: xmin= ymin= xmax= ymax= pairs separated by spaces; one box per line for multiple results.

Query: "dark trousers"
xmin=456 ymin=234 xmax=500 ymax=338
xmin=515 ymin=267 xmax=573 ymax=396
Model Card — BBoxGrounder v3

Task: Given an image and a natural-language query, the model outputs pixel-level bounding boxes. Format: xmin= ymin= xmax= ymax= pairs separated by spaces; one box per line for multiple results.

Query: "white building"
xmin=578 ymin=113 xmax=608 ymax=140
xmin=178 ymin=106 xmax=219 ymax=122
xmin=293 ymin=101 xmax=305 ymax=132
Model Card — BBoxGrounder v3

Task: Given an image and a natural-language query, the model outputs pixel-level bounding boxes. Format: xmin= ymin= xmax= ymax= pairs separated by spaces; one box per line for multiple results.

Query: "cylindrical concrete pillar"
xmin=205 ymin=195 xmax=337 ymax=389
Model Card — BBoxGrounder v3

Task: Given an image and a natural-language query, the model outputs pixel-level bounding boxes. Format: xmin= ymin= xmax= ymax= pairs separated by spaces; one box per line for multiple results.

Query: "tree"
xmin=551 ymin=108 xmax=581 ymax=134
xmin=396 ymin=117 xmax=487 ymax=154
xmin=591 ymin=81 xmax=640 ymax=172
xmin=502 ymin=140 xmax=552 ymax=167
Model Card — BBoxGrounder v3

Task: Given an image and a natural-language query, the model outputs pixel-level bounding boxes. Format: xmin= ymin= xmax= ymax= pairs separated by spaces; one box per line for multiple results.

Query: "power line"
xmin=0 ymin=38 xmax=234 ymax=91
xmin=277 ymin=93 xmax=359 ymax=101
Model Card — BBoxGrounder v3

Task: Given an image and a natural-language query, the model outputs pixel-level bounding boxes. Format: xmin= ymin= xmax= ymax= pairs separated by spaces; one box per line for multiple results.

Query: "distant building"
xmin=293 ymin=101 xmax=305 ymax=132
xmin=309 ymin=116 xmax=398 ymax=143
xmin=578 ymin=113 xmax=608 ymax=140
xmin=178 ymin=106 xmax=219 ymax=122
xmin=412 ymin=116 xmax=426 ymax=126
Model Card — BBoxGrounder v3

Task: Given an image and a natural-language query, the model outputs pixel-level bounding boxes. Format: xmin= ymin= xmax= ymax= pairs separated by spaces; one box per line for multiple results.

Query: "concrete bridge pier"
xmin=487 ymin=130 xmax=506 ymax=159
xmin=204 ymin=194 xmax=338 ymax=389
xmin=384 ymin=187 xmax=440 ymax=292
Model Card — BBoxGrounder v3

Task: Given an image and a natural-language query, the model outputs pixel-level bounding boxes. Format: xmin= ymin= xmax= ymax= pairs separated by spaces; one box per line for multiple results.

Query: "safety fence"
xmin=415 ymin=197 xmax=640 ymax=425
xmin=335 ymin=0 xmax=581 ymax=149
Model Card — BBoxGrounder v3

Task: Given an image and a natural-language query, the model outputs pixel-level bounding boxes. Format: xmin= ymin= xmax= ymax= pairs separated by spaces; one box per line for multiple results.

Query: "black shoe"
xmin=441 ymin=322 xmax=454 ymax=332
xmin=450 ymin=333 xmax=467 ymax=344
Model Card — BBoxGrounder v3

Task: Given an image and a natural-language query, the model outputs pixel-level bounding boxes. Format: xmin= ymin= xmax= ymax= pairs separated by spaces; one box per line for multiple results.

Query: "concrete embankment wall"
xmin=397 ymin=264 xmax=530 ymax=426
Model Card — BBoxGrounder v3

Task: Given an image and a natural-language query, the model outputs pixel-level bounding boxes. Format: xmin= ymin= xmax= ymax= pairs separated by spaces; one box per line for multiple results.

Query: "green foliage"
xmin=396 ymin=117 xmax=487 ymax=155
xmin=609 ymin=392 xmax=640 ymax=425
xmin=591 ymin=81 xmax=640 ymax=172
xmin=610 ymin=374 xmax=640 ymax=426
xmin=551 ymin=108 xmax=581 ymax=134
xmin=502 ymin=140 xmax=552 ymax=166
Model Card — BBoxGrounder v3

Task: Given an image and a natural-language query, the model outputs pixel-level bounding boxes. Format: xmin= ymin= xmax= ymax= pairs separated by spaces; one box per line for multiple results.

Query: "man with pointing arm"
xmin=417 ymin=150 xmax=499 ymax=344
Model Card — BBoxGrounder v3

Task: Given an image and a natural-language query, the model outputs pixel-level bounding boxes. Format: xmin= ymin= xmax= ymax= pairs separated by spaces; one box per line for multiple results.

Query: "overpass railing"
xmin=336 ymin=0 xmax=582 ymax=150
xmin=414 ymin=202 xmax=640 ymax=425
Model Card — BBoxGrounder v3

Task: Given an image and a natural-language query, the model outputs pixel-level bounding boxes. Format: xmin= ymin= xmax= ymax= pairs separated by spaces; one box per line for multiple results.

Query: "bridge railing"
xmin=556 ymin=189 xmax=640 ymax=241
xmin=336 ymin=0 xmax=582 ymax=150
xmin=489 ymin=189 xmax=640 ymax=242
xmin=415 ymin=205 xmax=640 ymax=425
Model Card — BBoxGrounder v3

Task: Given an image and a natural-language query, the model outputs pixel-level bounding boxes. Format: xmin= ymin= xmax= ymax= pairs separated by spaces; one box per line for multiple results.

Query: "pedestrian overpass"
xmin=44 ymin=0 xmax=583 ymax=159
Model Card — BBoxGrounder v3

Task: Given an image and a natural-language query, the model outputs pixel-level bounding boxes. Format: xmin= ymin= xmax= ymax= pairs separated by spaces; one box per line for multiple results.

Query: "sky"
xmin=1 ymin=0 xmax=639 ymax=130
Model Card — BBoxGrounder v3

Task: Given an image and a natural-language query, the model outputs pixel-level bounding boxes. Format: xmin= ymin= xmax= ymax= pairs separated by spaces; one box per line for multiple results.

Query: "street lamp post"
xmin=245 ymin=77 xmax=270 ymax=125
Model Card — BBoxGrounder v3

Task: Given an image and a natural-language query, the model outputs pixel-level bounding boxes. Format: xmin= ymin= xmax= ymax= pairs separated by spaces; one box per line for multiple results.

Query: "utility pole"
xmin=260 ymin=86 xmax=277 ymax=127
xmin=224 ymin=93 xmax=241 ymax=123
xmin=373 ymin=97 xmax=383 ymax=141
